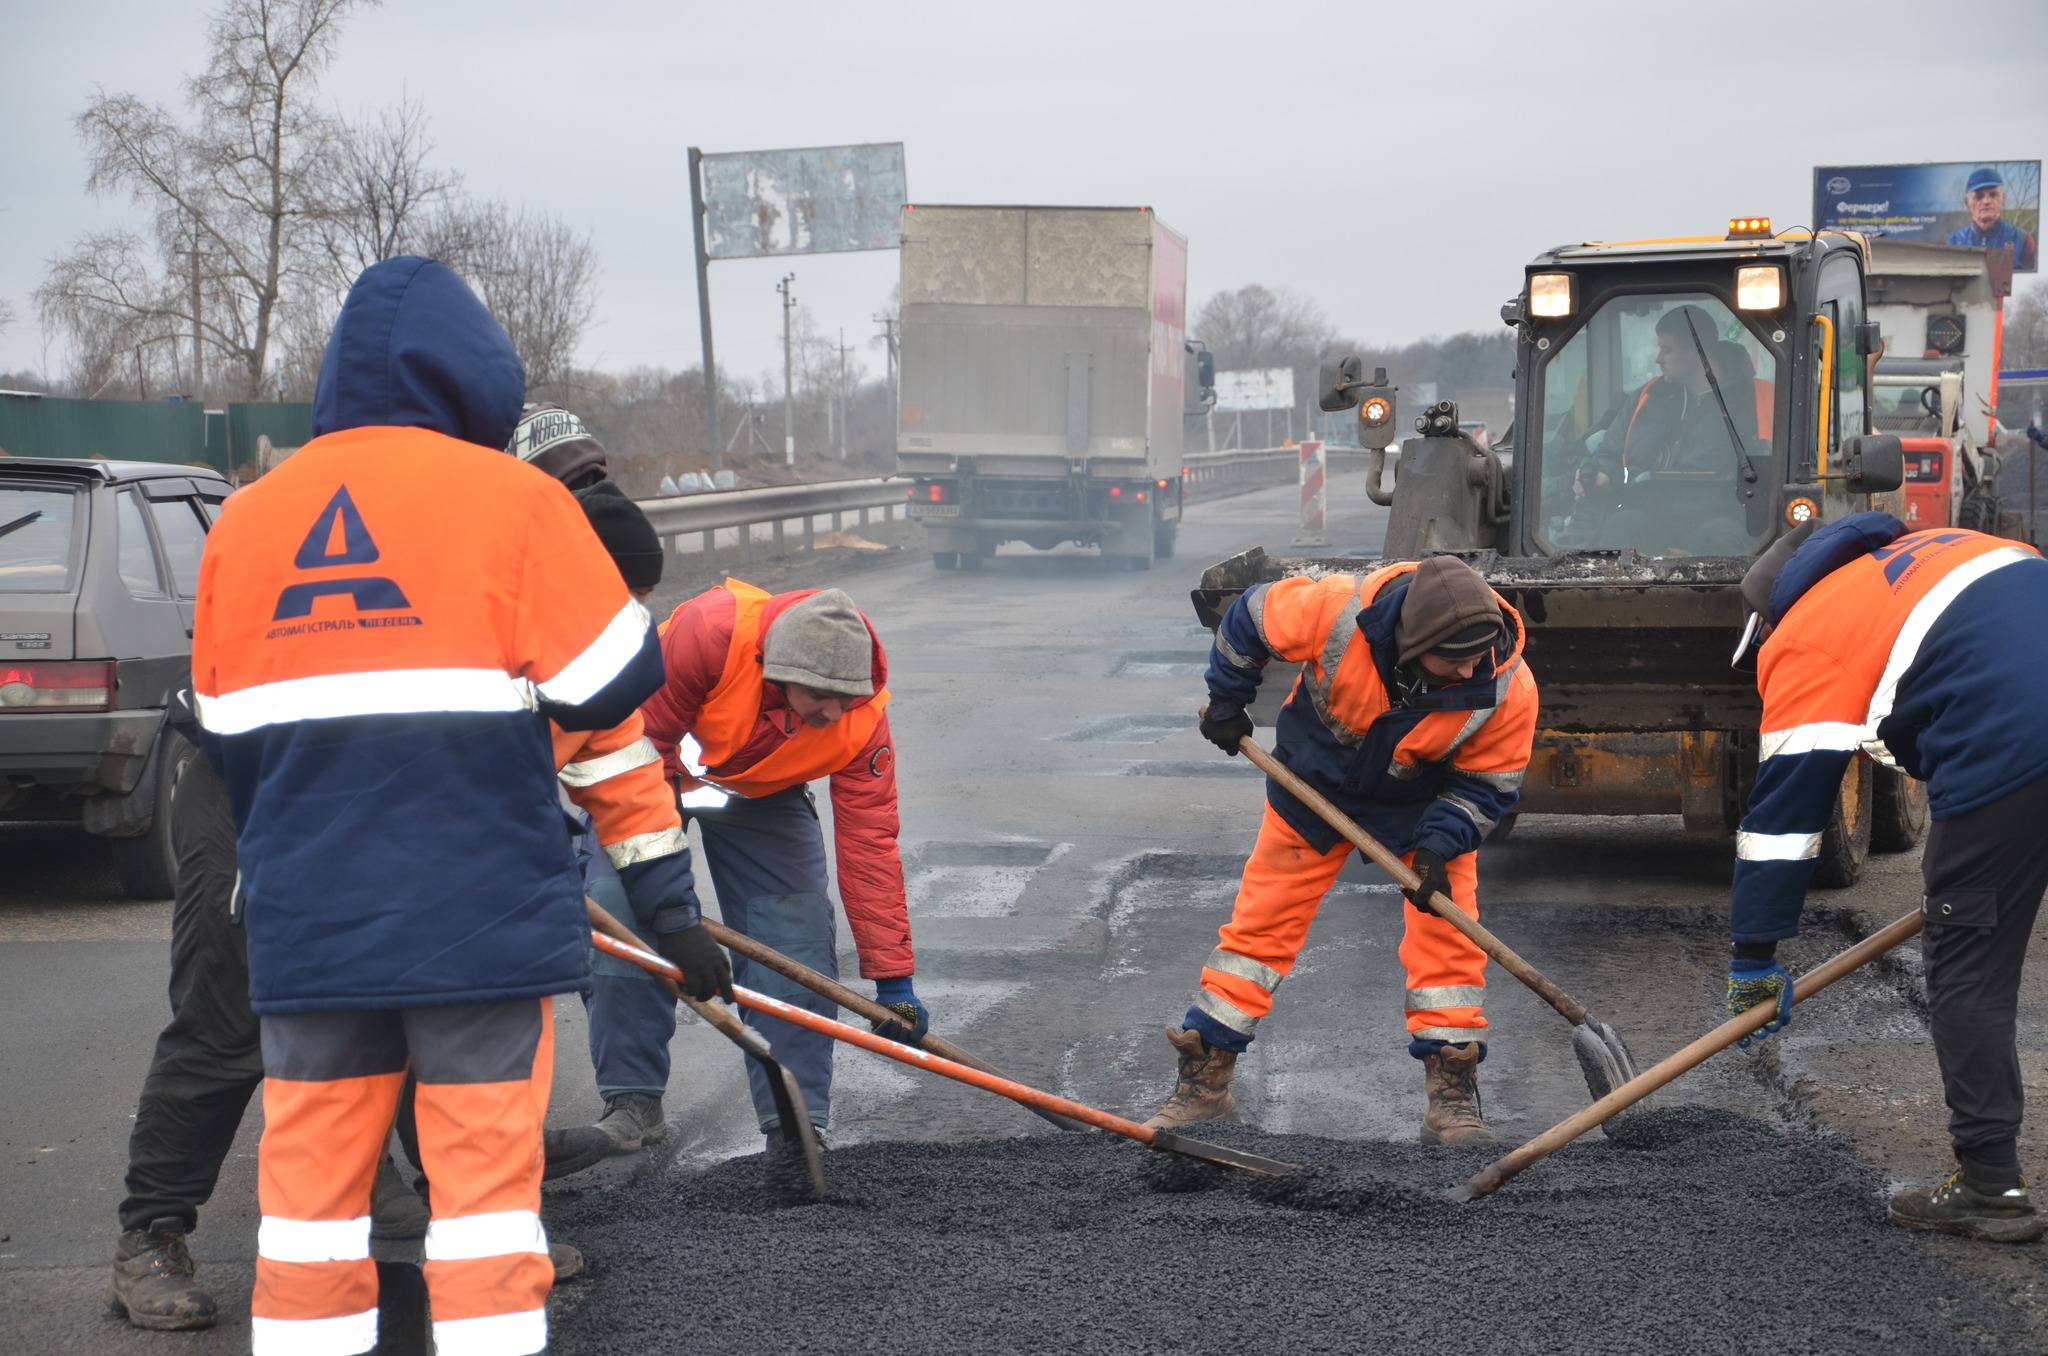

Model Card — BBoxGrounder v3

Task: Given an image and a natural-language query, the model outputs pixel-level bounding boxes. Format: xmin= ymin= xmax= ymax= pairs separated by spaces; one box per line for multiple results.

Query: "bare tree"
xmin=38 ymin=0 xmax=370 ymax=401
xmin=439 ymin=200 xmax=599 ymax=397
xmin=2005 ymin=279 xmax=2048 ymax=374
xmin=1193 ymin=284 xmax=1338 ymax=370
xmin=312 ymin=97 xmax=459 ymax=293
xmin=0 ymin=297 xmax=16 ymax=338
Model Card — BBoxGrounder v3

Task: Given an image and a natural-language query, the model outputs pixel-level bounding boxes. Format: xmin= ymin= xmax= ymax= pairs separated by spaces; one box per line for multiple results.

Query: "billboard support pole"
xmin=688 ymin=147 xmax=721 ymax=473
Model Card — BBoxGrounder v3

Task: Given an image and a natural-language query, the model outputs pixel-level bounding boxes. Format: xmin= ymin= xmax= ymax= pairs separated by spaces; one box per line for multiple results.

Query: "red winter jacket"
xmin=639 ymin=585 xmax=912 ymax=978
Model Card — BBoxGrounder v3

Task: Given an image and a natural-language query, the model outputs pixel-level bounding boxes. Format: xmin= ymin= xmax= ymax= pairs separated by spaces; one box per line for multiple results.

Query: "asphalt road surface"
xmin=4 ymin=469 xmax=2045 ymax=1351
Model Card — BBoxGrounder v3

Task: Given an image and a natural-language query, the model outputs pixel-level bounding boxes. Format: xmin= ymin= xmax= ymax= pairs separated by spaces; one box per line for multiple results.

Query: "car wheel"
xmin=111 ymin=732 xmax=196 ymax=901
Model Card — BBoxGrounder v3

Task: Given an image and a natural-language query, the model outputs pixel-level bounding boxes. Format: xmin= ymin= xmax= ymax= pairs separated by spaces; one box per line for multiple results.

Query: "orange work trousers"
xmin=251 ymin=997 xmax=554 ymax=1356
xmin=1194 ymin=803 xmax=1487 ymax=1046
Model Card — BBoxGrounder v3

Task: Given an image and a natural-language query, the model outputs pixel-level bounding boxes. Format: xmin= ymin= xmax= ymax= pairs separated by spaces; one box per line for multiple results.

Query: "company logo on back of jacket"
xmin=189 ymin=256 xmax=664 ymax=1015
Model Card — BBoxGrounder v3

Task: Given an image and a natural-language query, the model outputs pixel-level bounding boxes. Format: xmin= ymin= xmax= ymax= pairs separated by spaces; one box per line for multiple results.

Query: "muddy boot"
xmin=1888 ymin=1162 xmax=2043 ymax=1243
xmin=549 ymin=1241 xmax=584 ymax=1284
xmin=109 ymin=1221 xmax=217 ymax=1331
xmin=543 ymin=1125 xmax=614 ymax=1181
xmin=1143 ymin=1026 xmax=1241 ymax=1130
xmin=369 ymin=1152 xmax=430 ymax=1241
xmin=1420 ymin=1042 xmax=1495 ymax=1146
xmin=593 ymin=1092 xmax=668 ymax=1153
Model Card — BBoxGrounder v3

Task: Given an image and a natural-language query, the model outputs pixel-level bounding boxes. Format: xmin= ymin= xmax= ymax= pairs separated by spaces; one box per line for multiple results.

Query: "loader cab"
xmin=1509 ymin=225 xmax=1887 ymax=560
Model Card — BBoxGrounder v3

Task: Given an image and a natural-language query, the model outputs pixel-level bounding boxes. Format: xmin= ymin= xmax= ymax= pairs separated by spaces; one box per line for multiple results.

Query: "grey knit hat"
xmin=762 ymin=589 xmax=875 ymax=697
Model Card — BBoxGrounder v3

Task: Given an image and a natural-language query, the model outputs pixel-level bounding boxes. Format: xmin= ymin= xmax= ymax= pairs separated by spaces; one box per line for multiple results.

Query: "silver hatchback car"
xmin=1 ymin=459 xmax=231 ymax=898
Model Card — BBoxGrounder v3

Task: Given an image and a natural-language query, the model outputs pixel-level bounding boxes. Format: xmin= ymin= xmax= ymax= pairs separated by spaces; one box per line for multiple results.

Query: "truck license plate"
xmin=914 ymin=504 xmax=960 ymax=518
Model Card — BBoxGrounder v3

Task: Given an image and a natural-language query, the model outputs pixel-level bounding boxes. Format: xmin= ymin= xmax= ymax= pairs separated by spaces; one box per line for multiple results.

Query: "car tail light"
xmin=0 ymin=661 xmax=116 ymax=712
xmin=927 ymin=483 xmax=946 ymax=502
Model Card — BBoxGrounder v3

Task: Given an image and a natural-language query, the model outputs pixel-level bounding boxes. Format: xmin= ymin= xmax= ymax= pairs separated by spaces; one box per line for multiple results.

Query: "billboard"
xmin=1214 ymin=367 xmax=1296 ymax=412
xmin=1813 ymin=161 xmax=2040 ymax=273
xmin=700 ymin=142 xmax=907 ymax=260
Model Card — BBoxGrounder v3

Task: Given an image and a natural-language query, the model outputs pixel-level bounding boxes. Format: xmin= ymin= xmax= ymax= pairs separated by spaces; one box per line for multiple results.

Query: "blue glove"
xmin=1727 ymin=956 xmax=1793 ymax=1047
xmin=872 ymin=975 xmax=930 ymax=1044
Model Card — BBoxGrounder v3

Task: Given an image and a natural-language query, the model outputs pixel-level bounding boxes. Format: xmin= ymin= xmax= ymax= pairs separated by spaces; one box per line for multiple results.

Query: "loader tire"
xmin=1870 ymin=764 xmax=1928 ymax=853
xmin=1956 ymin=490 xmax=2000 ymax=534
xmin=1811 ymin=756 xmax=1873 ymax=888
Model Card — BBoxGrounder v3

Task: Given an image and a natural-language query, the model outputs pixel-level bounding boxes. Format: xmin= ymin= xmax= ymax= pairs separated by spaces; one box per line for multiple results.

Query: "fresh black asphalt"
xmin=547 ymin=1108 xmax=2032 ymax=1355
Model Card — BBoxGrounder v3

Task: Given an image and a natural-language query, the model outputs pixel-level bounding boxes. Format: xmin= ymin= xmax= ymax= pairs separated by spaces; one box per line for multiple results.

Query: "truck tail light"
xmin=1136 ymin=490 xmax=1146 ymax=501
xmin=1109 ymin=486 xmax=1122 ymax=498
xmin=1158 ymin=479 xmax=1169 ymax=489
xmin=0 ymin=661 xmax=116 ymax=712
xmin=927 ymin=484 xmax=945 ymax=502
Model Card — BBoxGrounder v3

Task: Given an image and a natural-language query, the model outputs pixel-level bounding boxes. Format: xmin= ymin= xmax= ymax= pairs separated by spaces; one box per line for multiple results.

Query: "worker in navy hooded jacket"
xmin=191 ymin=256 xmax=724 ymax=1356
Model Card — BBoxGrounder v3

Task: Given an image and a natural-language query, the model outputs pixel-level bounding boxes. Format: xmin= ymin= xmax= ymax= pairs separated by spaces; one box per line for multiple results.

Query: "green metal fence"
xmin=0 ymin=395 xmax=312 ymax=478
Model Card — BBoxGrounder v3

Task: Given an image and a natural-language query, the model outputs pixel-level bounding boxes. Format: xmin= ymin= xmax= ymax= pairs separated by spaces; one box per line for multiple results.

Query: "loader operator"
xmin=1727 ymin=513 xmax=2048 ymax=1243
xmin=1572 ymin=303 xmax=1750 ymax=499
xmin=191 ymin=256 xmax=725 ymax=1356
xmin=591 ymin=582 xmax=925 ymax=1150
xmin=1148 ymin=555 xmax=1537 ymax=1143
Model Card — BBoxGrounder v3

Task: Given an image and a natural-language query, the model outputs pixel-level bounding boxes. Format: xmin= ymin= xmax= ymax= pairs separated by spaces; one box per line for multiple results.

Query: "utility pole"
xmin=188 ymin=237 xmax=205 ymax=406
xmin=874 ymin=313 xmax=899 ymax=422
xmin=688 ymin=148 xmax=722 ymax=473
xmin=835 ymin=327 xmax=851 ymax=459
xmin=778 ymin=273 xmax=797 ymax=466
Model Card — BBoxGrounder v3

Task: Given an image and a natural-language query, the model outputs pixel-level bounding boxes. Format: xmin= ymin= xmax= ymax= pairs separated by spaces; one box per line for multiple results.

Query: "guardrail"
xmin=639 ymin=476 xmax=911 ymax=563
xmin=635 ymin=449 xmax=1372 ymax=563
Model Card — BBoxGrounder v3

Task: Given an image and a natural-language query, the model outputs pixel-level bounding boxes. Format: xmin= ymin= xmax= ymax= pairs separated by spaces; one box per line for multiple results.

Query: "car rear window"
xmin=0 ymin=486 xmax=83 ymax=594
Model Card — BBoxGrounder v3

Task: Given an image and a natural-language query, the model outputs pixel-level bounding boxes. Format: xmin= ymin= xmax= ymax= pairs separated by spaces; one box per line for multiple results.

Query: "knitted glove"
xmin=871 ymin=975 xmax=930 ymax=1044
xmin=1199 ymin=703 xmax=1254 ymax=756
xmin=1727 ymin=956 xmax=1793 ymax=1048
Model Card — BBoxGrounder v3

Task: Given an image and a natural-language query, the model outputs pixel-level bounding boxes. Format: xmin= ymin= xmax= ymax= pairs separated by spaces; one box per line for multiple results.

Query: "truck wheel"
xmin=1126 ymin=553 xmax=1153 ymax=571
xmin=1957 ymin=491 xmax=2000 ymax=534
xmin=1486 ymin=812 xmax=1518 ymax=844
xmin=110 ymin=731 xmax=196 ymax=901
xmin=1810 ymin=757 xmax=1873 ymax=888
xmin=1870 ymin=764 xmax=1928 ymax=852
xmin=932 ymin=551 xmax=960 ymax=571
xmin=1153 ymin=519 xmax=1178 ymax=560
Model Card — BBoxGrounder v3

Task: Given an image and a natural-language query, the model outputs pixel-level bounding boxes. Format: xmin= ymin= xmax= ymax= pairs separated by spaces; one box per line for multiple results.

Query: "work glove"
xmin=1727 ymin=955 xmax=1793 ymax=1047
xmin=1199 ymin=702 xmax=1255 ymax=756
xmin=871 ymin=975 xmax=930 ymax=1044
xmin=1405 ymin=848 xmax=1452 ymax=911
xmin=656 ymin=923 xmax=734 ymax=1004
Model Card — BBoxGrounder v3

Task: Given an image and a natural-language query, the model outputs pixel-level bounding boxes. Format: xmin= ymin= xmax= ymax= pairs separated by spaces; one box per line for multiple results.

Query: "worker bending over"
xmin=1149 ymin=555 xmax=1537 ymax=1144
xmin=1727 ymin=513 xmax=2048 ymax=1243
xmin=193 ymin=257 xmax=720 ymax=1356
xmin=587 ymin=581 xmax=924 ymax=1150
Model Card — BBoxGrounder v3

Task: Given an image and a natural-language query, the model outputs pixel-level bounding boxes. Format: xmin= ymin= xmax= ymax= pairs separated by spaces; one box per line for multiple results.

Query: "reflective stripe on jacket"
xmin=1734 ymin=517 xmax=2048 ymax=941
xmin=639 ymin=580 xmax=913 ymax=976
xmin=1207 ymin=561 xmax=1538 ymax=860
xmin=193 ymin=429 xmax=665 ymax=1013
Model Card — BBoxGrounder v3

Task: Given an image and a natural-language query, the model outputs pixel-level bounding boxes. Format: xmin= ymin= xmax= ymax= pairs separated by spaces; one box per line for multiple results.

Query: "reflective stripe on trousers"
xmin=1195 ymin=803 xmax=1487 ymax=1043
xmin=253 ymin=998 xmax=555 ymax=1356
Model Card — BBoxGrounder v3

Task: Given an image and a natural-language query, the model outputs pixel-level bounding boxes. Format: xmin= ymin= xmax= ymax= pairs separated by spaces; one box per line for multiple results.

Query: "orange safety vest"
xmin=684 ymin=580 xmax=890 ymax=800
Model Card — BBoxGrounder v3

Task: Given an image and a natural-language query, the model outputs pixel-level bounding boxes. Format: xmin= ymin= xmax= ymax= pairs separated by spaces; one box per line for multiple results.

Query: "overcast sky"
xmin=5 ymin=0 xmax=2043 ymax=392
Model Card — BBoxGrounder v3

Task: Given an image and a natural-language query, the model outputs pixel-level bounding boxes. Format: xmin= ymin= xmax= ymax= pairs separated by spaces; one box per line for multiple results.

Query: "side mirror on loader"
xmin=1319 ymin=356 xmax=1363 ymax=411
xmin=1843 ymin=434 xmax=1905 ymax=494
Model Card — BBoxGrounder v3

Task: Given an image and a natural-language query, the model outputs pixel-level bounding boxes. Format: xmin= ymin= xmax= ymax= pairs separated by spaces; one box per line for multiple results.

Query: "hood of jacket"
xmin=311 ymin=256 xmax=526 ymax=451
xmin=1768 ymin=511 xmax=1907 ymax=622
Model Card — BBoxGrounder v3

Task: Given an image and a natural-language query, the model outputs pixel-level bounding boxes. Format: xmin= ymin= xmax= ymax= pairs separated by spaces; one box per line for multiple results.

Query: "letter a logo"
xmin=293 ymin=486 xmax=381 ymax=567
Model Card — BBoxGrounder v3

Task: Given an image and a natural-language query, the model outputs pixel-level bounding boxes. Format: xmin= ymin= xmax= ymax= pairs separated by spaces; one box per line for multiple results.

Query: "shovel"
xmin=1237 ymin=735 xmax=1644 ymax=1111
xmin=586 ymin=900 xmax=826 ymax=1200
xmin=590 ymin=929 xmax=1301 ymax=1178
xmin=696 ymin=917 xmax=1092 ymax=1135
xmin=1452 ymin=906 xmax=1923 ymax=1202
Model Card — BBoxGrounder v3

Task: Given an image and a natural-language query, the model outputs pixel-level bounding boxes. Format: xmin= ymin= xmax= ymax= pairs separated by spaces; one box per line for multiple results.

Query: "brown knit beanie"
xmin=762 ymin=590 xmax=875 ymax=697
xmin=1394 ymin=556 xmax=1505 ymax=665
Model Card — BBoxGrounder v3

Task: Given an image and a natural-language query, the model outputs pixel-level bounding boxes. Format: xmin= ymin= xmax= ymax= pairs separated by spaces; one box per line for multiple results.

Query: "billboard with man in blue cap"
xmin=1815 ymin=160 xmax=2039 ymax=272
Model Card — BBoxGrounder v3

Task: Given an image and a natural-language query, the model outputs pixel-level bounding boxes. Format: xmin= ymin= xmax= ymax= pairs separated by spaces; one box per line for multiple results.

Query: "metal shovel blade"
xmin=762 ymin=1059 xmax=829 ymax=1200
xmin=1148 ymin=1130 xmax=1301 ymax=1177
xmin=1571 ymin=1019 xmax=1646 ymax=1132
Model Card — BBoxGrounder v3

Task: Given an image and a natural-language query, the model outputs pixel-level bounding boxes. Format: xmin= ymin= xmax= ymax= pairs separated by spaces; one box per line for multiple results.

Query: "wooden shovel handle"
xmin=1237 ymin=736 xmax=1591 ymax=1025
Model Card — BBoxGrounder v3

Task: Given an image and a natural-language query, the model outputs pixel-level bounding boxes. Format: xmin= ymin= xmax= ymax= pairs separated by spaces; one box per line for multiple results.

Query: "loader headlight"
xmin=1529 ymin=273 xmax=1574 ymax=318
xmin=1737 ymin=265 xmax=1783 ymax=312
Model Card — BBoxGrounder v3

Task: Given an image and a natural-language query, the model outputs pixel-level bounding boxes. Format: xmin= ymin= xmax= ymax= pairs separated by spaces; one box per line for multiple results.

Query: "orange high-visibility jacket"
xmin=640 ymin=580 xmax=912 ymax=977
xmin=1208 ymin=560 xmax=1539 ymax=860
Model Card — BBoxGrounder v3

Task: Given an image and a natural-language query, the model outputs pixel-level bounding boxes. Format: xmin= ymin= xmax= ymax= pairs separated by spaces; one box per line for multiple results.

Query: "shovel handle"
xmin=586 ymin=900 xmax=761 ymax=1050
xmin=1236 ymin=736 xmax=1592 ymax=1026
xmin=1456 ymin=906 xmax=1925 ymax=1201
xmin=696 ymin=919 xmax=1094 ymax=1135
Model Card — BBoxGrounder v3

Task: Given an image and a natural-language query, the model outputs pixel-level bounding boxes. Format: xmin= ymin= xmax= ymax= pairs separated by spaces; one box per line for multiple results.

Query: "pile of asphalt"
xmin=549 ymin=1107 xmax=2024 ymax=1354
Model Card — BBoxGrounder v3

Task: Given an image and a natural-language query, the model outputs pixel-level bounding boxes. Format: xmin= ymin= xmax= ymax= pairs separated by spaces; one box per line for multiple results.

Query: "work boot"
xmin=543 ymin=1125 xmax=614 ymax=1181
xmin=108 ymin=1221 xmax=216 ymax=1331
xmin=549 ymin=1241 xmax=584 ymax=1284
xmin=593 ymin=1092 xmax=668 ymax=1152
xmin=369 ymin=1152 xmax=430 ymax=1240
xmin=1888 ymin=1162 xmax=2043 ymax=1243
xmin=1143 ymin=1026 xmax=1241 ymax=1130
xmin=763 ymin=1122 xmax=832 ymax=1153
xmin=1420 ymin=1042 xmax=1495 ymax=1145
